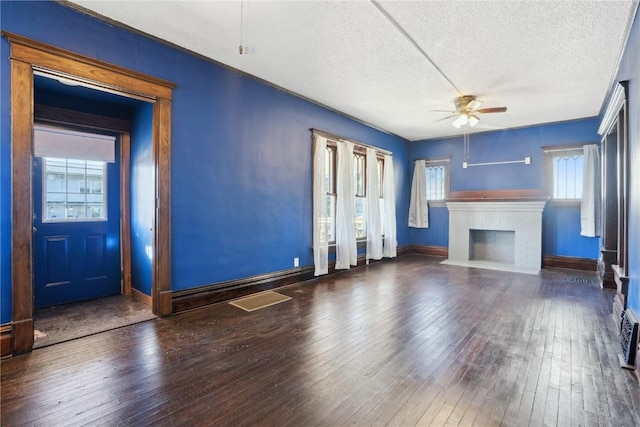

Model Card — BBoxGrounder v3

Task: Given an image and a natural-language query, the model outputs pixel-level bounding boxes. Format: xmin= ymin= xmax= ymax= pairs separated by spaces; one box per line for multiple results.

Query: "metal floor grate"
xmin=229 ymin=291 xmax=292 ymax=312
xmin=620 ymin=309 xmax=639 ymax=367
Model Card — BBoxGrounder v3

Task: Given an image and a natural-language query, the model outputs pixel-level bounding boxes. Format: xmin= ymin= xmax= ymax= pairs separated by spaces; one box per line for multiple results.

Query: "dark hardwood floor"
xmin=2 ymin=255 xmax=639 ymax=426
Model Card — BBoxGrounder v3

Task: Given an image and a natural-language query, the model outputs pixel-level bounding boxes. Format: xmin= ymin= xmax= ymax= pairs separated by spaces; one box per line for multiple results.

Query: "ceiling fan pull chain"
xmin=239 ymin=0 xmax=245 ymax=54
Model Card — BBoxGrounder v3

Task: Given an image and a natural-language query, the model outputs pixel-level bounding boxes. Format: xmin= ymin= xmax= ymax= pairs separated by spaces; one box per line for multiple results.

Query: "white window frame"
xmin=42 ymin=157 xmax=108 ymax=223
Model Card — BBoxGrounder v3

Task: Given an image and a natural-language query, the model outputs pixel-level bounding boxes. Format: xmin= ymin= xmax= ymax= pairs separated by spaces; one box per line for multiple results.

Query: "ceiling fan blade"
xmin=477 ymin=107 xmax=507 ymax=114
xmin=435 ymin=114 xmax=458 ymax=122
xmin=467 ymin=100 xmax=483 ymax=111
xmin=431 ymin=109 xmax=455 ymax=113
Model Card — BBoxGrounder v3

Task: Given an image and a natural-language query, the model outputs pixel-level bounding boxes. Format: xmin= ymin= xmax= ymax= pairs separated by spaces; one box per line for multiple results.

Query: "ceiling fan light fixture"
xmin=452 ymin=114 xmax=468 ymax=128
xmin=443 ymin=95 xmax=507 ymax=129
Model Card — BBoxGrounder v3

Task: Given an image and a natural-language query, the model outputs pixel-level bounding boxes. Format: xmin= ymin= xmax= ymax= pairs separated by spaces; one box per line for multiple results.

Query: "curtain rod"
xmin=542 ymin=146 xmax=587 ymax=153
xmin=311 ymin=128 xmax=392 ymax=156
xmin=414 ymin=156 xmax=451 ymax=163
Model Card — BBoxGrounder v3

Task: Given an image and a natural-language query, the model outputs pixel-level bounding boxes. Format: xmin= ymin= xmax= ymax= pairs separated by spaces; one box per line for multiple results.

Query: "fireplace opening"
xmin=469 ymin=229 xmax=515 ymax=264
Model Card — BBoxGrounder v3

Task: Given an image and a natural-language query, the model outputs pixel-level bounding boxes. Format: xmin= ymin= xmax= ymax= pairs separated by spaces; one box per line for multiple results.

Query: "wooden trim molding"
xmin=154 ymin=98 xmax=173 ymax=317
xmin=311 ymin=128 xmax=392 ymax=156
xmin=542 ymin=255 xmax=597 ymax=272
xmin=396 ymin=245 xmax=413 ymax=256
xmin=172 ymin=254 xmax=382 ymax=314
xmin=34 ymin=104 xmax=131 ymax=132
xmin=448 ymin=189 xmax=547 ymax=202
xmin=3 ymin=32 xmax=175 ymax=99
xmin=10 ymin=58 xmax=34 ymax=355
xmin=5 ymin=33 xmax=174 ymax=355
xmin=611 ymin=265 xmax=629 ymax=331
xmin=120 ymin=132 xmax=132 ymax=296
xmin=132 ymin=288 xmax=153 ymax=307
xmin=598 ymin=248 xmax=617 ymax=290
xmin=172 ymin=266 xmax=317 ymax=314
xmin=409 ymin=245 xmax=449 ymax=257
xmin=1 ymin=324 xmax=12 ymax=359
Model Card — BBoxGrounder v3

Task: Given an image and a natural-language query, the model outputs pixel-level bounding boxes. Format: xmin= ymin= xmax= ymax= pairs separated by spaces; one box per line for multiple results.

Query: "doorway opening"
xmin=6 ymin=32 xmax=175 ymax=355
xmin=30 ymin=74 xmax=158 ymax=348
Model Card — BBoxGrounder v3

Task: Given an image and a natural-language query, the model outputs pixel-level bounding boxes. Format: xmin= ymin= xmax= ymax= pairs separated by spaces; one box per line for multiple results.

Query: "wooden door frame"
xmin=4 ymin=32 xmax=175 ymax=355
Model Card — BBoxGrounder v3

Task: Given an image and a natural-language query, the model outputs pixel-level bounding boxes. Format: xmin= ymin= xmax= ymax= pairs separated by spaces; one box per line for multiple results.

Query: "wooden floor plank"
xmin=2 ymin=255 xmax=639 ymax=426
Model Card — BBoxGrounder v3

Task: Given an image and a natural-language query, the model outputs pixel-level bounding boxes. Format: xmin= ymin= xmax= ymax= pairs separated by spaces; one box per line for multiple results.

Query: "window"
xmin=423 ymin=158 xmax=450 ymax=204
xmin=323 ymin=141 xmax=385 ymax=242
xmin=34 ymin=124 xmax=114 ymax=222
xmin=354 ymin=152 xmax=366 ymax=239
xmin=312 ymin=131 xmax=397 ymax=274
xmin=323 ymin=145 xmax=336 ymax=242
xmin=377 ymin=158 xmax=384 ymax=198
xmin=543 ymin=146 xmax=583 ymax=200
xmin=552 ymin=153 xmax=583 ymax=199
xmin=378 ymin=158 xmax=385 ymax=234
xmin=43 ymin=157 xmax=107 ymax=221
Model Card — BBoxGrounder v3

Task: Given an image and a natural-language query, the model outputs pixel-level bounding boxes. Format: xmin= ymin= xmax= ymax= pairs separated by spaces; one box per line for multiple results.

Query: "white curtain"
xmin=408 ymin=160 xmax=429 ymax=228
xmin=335 ymin=140 xmax=357 ymax=269
xmin=312 ymin=135 xmax=328 ymax=276
xmin=382 ymin=154 xmax=397 ymax=258
xmin=366 ymin=148 xmax=383 ymax=261
xmin=581 ymin=144 xmax=601 ymax=237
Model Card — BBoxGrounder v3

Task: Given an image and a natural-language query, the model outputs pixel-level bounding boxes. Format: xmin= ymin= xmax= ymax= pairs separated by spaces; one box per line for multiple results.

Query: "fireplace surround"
xmin=441 ymin=190 xmax=547 ymax=275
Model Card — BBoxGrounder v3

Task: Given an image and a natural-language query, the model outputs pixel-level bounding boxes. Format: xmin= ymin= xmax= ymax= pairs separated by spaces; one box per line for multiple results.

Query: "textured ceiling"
xmin=65 ymin=0 xmax=639 ymax=141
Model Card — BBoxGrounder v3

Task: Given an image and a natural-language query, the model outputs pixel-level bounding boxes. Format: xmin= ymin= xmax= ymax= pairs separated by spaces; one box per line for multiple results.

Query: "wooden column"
xmin=154 ymin=97 xmax=173 ymax=317
xmin=598 ymin=118 xmax=618 ymax=289
xmin=598 ymin=82 xmax=629 ymax=327
xmin=10 ymin=59 xmax=34 ymax=355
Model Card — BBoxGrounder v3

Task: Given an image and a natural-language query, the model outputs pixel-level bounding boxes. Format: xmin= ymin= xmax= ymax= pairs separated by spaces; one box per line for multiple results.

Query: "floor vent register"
xmin=619 ymin=308 xmax=639 ymax=369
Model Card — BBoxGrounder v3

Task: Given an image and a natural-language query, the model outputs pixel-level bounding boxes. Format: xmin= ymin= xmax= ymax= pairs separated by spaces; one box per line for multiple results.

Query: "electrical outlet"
xmin=294 ymin=257 xmax=299 ymax=267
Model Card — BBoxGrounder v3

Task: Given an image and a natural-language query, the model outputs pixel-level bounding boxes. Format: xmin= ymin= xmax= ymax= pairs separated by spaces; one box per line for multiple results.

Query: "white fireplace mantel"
xmin=442 ymin=200 xmax=547 ymax=275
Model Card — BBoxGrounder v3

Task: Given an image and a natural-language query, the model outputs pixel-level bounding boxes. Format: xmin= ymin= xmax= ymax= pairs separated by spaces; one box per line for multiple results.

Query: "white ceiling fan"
xmin=435 ymin=95 xmax=507 ymax=128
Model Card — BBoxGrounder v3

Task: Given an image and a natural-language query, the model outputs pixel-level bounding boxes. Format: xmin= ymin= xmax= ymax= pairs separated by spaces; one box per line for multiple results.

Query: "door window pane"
xmin=43 ymin=157 xmax=107 ymax=222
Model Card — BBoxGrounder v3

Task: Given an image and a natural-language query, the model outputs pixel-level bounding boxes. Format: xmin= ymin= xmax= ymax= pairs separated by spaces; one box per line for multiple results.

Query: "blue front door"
xmin=33 ymin=129 xmax=121 ymax=308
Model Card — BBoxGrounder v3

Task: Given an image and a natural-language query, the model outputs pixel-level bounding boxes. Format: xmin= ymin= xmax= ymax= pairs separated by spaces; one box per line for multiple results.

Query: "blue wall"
xmin=613 ymin=9 xmax=640 ymax=315
xmin=409 ymin=119 xmax=601 ymax=259
xmin=130 ymin=103 xmax=154 ymax=296
xmin=0 ymin=0 xmax=410 ymax=322
xmin=2 ymin=0 xmax=634 ymax=326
